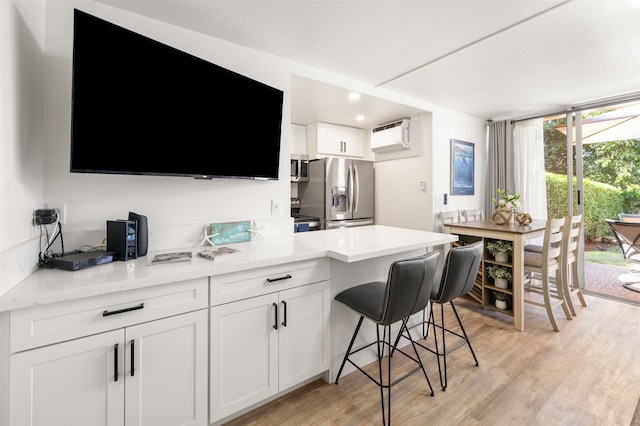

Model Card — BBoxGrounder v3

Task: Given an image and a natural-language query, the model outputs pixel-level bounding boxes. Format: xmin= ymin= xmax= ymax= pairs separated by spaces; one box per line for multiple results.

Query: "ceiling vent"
xmin=371 ymin=119 xmax=410 ymax=153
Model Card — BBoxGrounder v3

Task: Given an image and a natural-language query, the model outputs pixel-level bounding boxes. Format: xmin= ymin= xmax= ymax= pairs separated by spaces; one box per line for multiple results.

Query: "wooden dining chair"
xmin=523 ymin=217 xmax=572 ymax=331
xmin=560 ymin=214 xmax=587 ymax=315
xmin=439 ymin=210 xmax=461 ymax=232
xmin=461 ymin=209 xmax=484 ymax=223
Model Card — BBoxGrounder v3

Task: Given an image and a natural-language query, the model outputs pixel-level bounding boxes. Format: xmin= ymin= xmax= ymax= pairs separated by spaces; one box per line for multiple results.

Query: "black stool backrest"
xmin=431 ymin=241 xmax=483 ymax=304
xmin=380 ymin=251 xmax=441 ymax=326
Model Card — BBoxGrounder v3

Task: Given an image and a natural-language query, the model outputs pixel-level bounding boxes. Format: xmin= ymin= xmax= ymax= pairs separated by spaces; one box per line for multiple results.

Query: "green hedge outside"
xmin=545 ymin=173 xmax=625 ymax=241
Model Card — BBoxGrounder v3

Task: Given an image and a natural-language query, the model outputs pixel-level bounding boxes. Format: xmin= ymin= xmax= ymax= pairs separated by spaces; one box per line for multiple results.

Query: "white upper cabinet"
xmin=307 ymin=122 xmax=364 ymax=158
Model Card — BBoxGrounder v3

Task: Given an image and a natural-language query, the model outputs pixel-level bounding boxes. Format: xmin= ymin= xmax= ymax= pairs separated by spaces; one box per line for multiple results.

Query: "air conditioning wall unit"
xmin=370 ymin=119 xmax=410 ymax=153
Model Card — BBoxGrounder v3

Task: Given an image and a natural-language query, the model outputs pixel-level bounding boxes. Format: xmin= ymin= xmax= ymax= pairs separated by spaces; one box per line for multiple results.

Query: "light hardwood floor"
xmin=224 ymin=295 xmax=640 ymax=425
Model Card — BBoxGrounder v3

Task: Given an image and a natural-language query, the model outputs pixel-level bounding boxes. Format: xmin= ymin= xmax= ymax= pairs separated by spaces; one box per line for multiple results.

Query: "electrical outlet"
xmin=33 ymin=203 xmax=67 ymax=226
xmin=271 ymin=199 xmax=280 ymax=216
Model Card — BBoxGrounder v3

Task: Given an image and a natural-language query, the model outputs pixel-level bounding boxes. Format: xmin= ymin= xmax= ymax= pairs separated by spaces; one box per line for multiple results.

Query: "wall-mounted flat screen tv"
xmin=70 ymin=9 xmax=283 ymax=180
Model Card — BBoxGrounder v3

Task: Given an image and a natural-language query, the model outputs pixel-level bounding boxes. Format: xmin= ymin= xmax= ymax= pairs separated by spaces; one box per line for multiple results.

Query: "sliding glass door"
xmin=543 ymin=101 xmax=640 ymax=304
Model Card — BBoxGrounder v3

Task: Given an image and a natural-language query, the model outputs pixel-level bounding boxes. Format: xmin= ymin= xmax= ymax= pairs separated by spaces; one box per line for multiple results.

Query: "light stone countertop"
xmin=0 ymin=225 xmax=457 ymax=312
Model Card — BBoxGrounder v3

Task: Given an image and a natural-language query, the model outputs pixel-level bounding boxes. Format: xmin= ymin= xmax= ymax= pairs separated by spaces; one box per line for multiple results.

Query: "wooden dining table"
xmin=445 ymin=218 xmax=547 ymax=331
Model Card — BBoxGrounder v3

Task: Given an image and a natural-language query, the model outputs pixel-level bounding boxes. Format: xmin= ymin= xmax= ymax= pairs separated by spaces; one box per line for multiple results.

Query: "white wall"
xmin=1 ymin=0 xmax=487 ymax=294
xmin=375 ymin=109 xmax=485 ymax=232
xmin=0 ymin=0 xmax=47 ymax=294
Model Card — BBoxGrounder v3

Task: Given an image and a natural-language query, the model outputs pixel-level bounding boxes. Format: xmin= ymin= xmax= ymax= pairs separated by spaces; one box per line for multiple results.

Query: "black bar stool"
xmin=405 ymin=241 xmax=483 ymax=391
xmin=334 ymin=251 xmax=441 ymax=425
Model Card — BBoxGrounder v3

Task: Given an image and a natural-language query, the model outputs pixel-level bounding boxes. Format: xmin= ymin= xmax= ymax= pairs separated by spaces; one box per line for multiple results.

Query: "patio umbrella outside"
xmin=555 ymin=104 xmax=640 ymax=144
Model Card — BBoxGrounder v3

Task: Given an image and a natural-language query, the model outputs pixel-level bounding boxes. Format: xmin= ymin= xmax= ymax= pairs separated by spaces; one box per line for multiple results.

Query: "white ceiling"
xmin=96 ymin=0 xmax=640 ymax=127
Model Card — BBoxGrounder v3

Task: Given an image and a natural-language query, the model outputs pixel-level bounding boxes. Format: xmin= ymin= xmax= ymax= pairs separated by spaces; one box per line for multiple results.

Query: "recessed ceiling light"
xmin=349 ymin=93 xmax=361 ymax=101
xmin=356 ymin=115 xmax=365 ymax=121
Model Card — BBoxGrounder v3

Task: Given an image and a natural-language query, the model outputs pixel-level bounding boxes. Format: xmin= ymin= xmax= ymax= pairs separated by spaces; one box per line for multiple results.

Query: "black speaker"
xmin=107 ymin=220 xmax=137 ymax=261
xmin=128 ymin=212 xmax=148 ymax=257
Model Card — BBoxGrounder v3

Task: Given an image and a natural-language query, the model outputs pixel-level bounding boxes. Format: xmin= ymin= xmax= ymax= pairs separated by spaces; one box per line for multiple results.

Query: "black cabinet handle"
xmin=266 ymin=274 xmax=292 ymax=283
xmin=272 ymin=302 xmax=278 ymax=330
xmin=114 ymin=343 xmax=119 ymax=382
xmin=282 ymin=300 xmax=287 ymax=327
xmin=103 ymin=303 xmax=144 ymax=317
xmin=130 ymin=339 xmax=135 ymax=377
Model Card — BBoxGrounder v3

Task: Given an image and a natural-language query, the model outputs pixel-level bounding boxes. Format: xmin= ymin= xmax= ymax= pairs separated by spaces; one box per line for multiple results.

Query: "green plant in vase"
xmin=493 ymin=290 xmax=509 ymax=310
xmin=486 ymin=265 xmax=512 ymax=289
xmin=486 ymin=240 xmax=513 ymax=262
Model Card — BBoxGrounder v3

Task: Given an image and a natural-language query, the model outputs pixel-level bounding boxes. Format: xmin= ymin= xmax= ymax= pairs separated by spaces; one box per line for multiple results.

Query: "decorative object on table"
xmin=486 ymin=265 xmax=512 ymax=289
xmin=515 ymin=212 xmax=533 ymax=225
xmin=493 ymin=290 xmax=508 ymax=310
xmin=491 ymin=208 xmax=513 ymax=224
xmin=486 ymin=239 xmax=513 ymax=262
xmin=491 ymin=189 xmax=521 ymax=224
xmin=197 ymin=246 xmax=239 ymax=261
xmin=151 ymin=251 xmax=192 ymax=264
xmin=450 ymin=139 xmax=475 ymax=195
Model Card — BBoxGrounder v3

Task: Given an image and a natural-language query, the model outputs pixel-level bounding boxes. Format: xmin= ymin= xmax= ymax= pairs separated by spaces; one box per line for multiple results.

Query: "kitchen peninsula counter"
xmin=0 ymin=225 xmax=457 ymax=312
xmin=0 ymin=225 xmax=457 ymax=425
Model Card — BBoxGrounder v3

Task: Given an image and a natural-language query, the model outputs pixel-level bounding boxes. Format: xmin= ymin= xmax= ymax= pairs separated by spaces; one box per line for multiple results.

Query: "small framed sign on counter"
xmin=210 ymin=221 xmax=251 ymax=245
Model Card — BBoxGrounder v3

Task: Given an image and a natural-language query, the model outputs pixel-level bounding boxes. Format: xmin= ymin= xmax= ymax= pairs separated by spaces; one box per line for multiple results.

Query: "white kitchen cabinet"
xmin=307 ymin=122 xmax=364 ymax=158
xmin=210 ymin=278 xmax=330 ymax=423
xmin=6 ymin=279 xmax=209 ymax=426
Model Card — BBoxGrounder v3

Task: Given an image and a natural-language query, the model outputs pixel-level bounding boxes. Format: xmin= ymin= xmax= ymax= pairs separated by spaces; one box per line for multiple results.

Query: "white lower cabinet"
xmin=10 ymin=309 xmax=208 ymax=426
xmin=6 ymin=279 xmax=209 ymax=426
xmin=210 ymin=280 xmax=330 ymax=423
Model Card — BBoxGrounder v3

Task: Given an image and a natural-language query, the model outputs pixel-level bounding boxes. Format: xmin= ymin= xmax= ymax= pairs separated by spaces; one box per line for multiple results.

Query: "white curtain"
xmin=513 ymin=118 xmax=547 ymax=219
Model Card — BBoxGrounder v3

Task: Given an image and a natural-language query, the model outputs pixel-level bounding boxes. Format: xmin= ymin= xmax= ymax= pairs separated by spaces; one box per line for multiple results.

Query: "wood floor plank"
xmin=222 ymin=295 xmax=640 ymax=425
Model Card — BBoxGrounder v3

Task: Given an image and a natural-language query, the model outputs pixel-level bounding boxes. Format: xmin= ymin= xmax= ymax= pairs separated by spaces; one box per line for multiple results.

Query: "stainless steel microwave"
xmin=291 ymin=154 xmax=309 ymax=182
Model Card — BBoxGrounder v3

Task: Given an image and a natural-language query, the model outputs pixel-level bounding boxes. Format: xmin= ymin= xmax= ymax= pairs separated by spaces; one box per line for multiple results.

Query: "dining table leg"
xmin=512 ymin=236 xmax=525 ymax=331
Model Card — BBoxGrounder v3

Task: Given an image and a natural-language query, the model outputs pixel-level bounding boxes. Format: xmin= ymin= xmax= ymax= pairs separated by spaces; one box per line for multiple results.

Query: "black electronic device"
xmin=128 ymin=212 xmax=148 ymax=257
xmin=51 ymin=250 xmax=116 ymax=271
xmin=107 ymin=220 xmax=137 ymax=261
xmin=70 ymin=9 xmax=283 ymax=181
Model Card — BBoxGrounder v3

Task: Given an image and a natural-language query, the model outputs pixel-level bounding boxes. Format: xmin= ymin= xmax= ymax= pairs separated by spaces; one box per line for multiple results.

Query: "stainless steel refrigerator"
xmin=299 ymin=157 xmax=374 ymax=229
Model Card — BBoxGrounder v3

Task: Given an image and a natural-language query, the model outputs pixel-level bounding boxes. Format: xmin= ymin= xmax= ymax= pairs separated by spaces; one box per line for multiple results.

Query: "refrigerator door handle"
xmin=353 ymin=165 xmax=360 ymax=212
xmin=347 ymin=164 xmax=354 ymax=212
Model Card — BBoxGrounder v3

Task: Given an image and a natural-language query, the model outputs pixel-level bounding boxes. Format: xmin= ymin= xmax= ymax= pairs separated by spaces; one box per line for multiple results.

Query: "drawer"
xmin=210 ymin=258 xmax=330 ymax=306
xmin=10 ymin=278 xmax=208 ymax=353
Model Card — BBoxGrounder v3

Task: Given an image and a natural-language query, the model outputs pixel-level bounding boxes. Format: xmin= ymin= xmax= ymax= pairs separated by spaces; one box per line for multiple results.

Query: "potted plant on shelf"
xmin=493 ymin=290 xmax=509 ymax=310
xmin=486 ymin=265 xmax=512 ymax=289
xmin=486 ymin=240 xmax=513 ymax=263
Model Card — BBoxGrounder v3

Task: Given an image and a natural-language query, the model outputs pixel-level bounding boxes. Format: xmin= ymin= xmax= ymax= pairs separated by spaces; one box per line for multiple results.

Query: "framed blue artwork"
xmin=451 ymin=139 xmax=474 ymax=195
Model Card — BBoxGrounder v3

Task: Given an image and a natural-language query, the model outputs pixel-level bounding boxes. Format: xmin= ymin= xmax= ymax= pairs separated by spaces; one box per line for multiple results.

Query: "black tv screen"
xmin=70 ymin=9 xmax=283 ymax=180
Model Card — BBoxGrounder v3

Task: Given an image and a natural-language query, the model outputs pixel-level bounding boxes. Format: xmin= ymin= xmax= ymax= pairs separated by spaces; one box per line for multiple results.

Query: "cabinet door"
xmin=316 ymin=122 xmax=344 ymax=155
xmin=210 ymin=293 xmax=278 ymax=422
xmin=341 ymin=126 xmax=364 ymax=157
xmin=125 ymin=309 xmax=208 ymax=426
xmin=278 ymin=281 xmax=330 ymax=390
xmin=10 ymin=330 xmax=125 ymax=426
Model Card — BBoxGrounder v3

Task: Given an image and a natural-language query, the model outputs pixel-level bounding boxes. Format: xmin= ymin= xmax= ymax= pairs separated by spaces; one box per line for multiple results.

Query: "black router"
xmin=51 ymin=250 xmax=116 ymax=271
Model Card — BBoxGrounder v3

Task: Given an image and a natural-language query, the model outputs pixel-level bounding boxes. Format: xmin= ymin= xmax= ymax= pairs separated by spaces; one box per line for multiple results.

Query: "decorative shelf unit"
xmin=454 ymin=236 xmax=514 ymax=316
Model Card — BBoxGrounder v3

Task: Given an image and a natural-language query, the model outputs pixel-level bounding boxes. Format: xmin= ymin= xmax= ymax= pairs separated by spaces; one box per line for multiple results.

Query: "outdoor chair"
xmin=606 ymin=219 xmax=640 ymax=292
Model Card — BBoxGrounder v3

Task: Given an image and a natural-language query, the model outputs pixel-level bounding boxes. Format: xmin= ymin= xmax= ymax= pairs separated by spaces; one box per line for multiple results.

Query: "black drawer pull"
xmin=131 ymin=339 xmax=135 ymax=377
xmin=103 ymin=303 xmax=144 ymax=317
xmin=272 ymin=303 xmax=278 ymax=330
xmin=266 ymin=274 xmax=292 ymax=283
xmin=114 ymin=343 xmax=119 ymax=382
